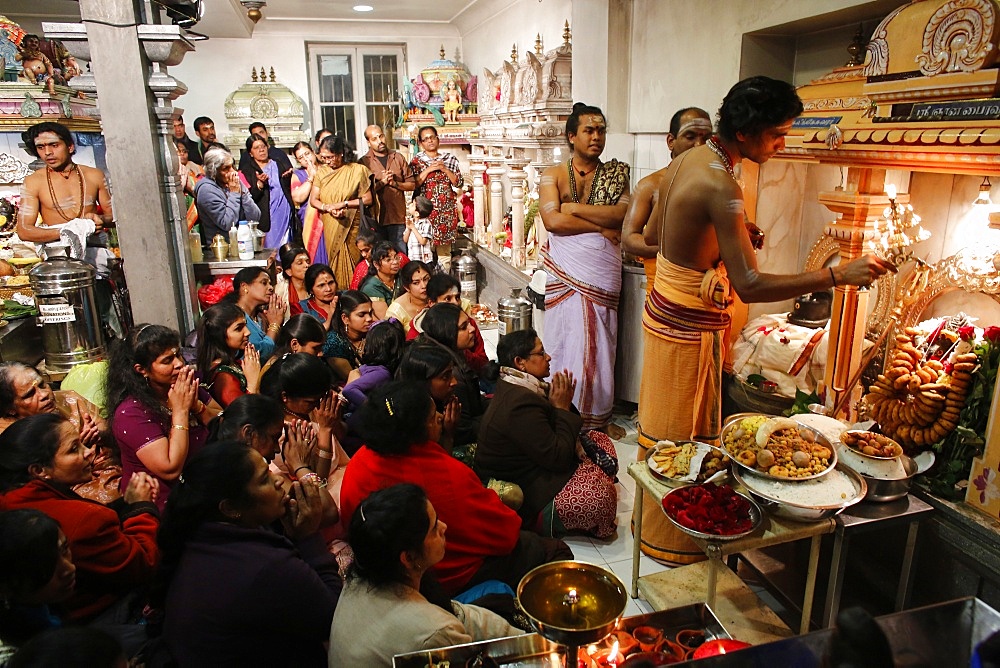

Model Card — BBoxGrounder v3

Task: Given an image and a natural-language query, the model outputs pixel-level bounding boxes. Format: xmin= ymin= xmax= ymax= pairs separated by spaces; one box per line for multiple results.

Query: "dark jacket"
xmin=163 ymin=522 xmax=341 ymax=667
xmin=475 ymin=380 xmax=583 ymax=522
xmin=239 ymin=148 xmax=294 ymax=234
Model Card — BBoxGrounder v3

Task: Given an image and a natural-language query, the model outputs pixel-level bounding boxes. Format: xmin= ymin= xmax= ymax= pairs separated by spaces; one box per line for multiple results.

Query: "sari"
xmin=293 ymin=168 xmax=328 ymax=264
xmin=315 ymin=162 xmax=372 ymax=289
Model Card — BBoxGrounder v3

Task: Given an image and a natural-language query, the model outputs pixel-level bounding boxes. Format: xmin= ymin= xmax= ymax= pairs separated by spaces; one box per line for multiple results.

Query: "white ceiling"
xmin=0 ymin=0 xmax=481 ymax=37
xmin=262 ymin=0 xmax=476 ymax=24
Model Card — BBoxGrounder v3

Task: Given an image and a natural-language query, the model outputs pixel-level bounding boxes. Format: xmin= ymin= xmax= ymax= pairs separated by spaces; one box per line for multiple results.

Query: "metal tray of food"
xmin=721 ymin=413 xmax=837 ymax=482
xmin=645 ymin=440 xmax=730 ymax=487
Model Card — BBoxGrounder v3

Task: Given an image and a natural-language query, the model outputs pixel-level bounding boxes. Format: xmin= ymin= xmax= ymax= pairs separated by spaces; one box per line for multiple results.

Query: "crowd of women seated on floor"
xmin=0 ymin=245 xmax=618 ymax=666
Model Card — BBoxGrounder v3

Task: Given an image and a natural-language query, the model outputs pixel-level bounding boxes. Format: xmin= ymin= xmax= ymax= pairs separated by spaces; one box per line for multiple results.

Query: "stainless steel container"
xmin=497 ymin=287 xmax=532 ymax=335
xmin=28 ymin=258 xmax=105 ymax=372
xmin=451 ymin=249 xmax=478 ymax=303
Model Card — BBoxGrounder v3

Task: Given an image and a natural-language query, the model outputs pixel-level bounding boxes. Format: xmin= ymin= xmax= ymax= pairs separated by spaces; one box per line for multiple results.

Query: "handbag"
xmin=359 ymin=175 xmax=381 ymax=239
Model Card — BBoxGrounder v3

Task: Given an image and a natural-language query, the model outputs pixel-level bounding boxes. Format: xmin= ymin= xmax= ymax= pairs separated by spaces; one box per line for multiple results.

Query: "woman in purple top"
xmin=243 ymin=135 xmax=293 ymax=249
xmin=105 ymin=325 xmax=222 ymax=510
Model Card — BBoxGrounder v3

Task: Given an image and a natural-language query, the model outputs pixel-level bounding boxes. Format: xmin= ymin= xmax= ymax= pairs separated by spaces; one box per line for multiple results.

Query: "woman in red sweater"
xmin=341 ymin=381 xmax=572 ymax=597
xmin=0 ymin=413 xmax=159 ymax=622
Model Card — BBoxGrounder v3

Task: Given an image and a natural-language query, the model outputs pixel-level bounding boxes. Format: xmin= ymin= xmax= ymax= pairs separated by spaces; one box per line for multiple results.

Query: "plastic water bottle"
xmin=237 ymin=220 xmax=254 ymax=260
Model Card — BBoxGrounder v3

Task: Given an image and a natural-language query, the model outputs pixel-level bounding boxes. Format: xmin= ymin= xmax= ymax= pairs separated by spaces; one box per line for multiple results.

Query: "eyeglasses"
xmin=527 ymin=349 xmax=547 ymax=358
xmin=420 ymin=135 xmax=436 ymax=142
xmin=317 ymin=153 xmax=338 ymax=163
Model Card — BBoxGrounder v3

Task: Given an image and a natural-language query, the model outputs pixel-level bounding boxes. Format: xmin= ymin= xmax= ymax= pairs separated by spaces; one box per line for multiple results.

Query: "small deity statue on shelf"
xmin=442 ymin=78 xmax=463 ymax=123
xmin=16 ymin=34 xmax=56 ymax=94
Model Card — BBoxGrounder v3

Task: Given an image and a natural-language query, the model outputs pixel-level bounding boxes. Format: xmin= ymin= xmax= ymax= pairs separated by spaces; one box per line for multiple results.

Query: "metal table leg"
xmin=823 ymin=526 xmax=849 ymax=627
xmin=895 ymin=520 xmax=920 ymax=611
xmin=801 ymin=534 xmax=822 ymax=634
xmin=631 ymin=488 xmax=644 ymax=598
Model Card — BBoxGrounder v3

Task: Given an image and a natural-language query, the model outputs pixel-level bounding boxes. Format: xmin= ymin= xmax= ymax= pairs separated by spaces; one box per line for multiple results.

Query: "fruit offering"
xmin=661 ymin=483 xmax=755 ymax=537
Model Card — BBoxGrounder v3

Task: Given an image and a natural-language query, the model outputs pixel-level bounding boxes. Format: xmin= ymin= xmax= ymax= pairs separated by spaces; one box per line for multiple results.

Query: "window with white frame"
xmin=307 ymin=44 xmax=405 ymax=150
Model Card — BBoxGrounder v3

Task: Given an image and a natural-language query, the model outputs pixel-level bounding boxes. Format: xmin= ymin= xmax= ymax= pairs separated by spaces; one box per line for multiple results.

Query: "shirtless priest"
xmin=17 ymin=121 xmax=113 ymax=244
xmin=625 ymin=76 xmax=894 ymax=563
xmin=538 ymin=102 xmax=630 ymax=433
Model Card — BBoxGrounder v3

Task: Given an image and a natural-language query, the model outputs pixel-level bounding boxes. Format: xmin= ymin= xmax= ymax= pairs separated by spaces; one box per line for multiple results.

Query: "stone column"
xmin=486 ymin=162 xmax=506 ymax=254
xmin=531 ymin=147 xmax=559 ymax=250
xmin=507 ymin=154 xmax=528 ymax=268
xmin=45 ymin=2 xmax=198 ymax=333
xmin=819 ymin=167 xmax=889 ymax=420
xmin=469 ymin=152 xmax=487 ymax=247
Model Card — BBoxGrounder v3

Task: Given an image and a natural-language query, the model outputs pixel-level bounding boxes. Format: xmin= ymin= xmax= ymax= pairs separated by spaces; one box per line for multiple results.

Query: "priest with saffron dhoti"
xmin=624 ymin=76 xmax=894 ymax=564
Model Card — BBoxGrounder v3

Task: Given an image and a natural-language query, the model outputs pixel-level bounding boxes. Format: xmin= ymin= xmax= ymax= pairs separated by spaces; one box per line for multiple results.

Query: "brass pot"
xmin=517 ymin=560 xmax=627 ymax=647
xmin=210 ymin=235 xmax=230 ymax=262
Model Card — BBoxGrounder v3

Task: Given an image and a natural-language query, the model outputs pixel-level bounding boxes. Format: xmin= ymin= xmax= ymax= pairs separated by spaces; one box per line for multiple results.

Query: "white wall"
xmin=170 ymin=19 xmax=460 ymax=141
xmin=627 ymin=0 xmax=904 ymax=133
xmin=452 ymin=0 xmax=572 ymax=85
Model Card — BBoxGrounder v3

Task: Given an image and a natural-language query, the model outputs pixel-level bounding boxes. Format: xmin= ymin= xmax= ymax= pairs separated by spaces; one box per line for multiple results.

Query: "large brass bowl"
xmin=517 ymin=561 xmax=628 ymax=647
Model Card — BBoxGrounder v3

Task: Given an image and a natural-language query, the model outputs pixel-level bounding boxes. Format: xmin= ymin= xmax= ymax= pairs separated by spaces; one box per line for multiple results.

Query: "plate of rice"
xmin=732 ymin=464 xmax=866 ymax=521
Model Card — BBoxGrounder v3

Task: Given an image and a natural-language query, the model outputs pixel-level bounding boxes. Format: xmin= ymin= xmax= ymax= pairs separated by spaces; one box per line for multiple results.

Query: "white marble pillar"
xmin=508 ymin=158 xmax=528 ymax=268
xmin=486 ymin=163 xmax=506 ymax=254
xmin=469 ymin=156 xmax=487 ymax=246
xmin=531 ymin=147 xmax=559 ymax=250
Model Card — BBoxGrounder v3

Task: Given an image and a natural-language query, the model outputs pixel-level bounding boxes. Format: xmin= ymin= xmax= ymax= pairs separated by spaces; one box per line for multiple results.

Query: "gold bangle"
xmin=316 ymin=449 xmax=334 ymax=460
xmin=268 ymin=323 xmax=280 ymax=332
xmin=172 ymin=424 xmax=188 ymax=431
xmin=193 ymin=400 xmax=206 ymax=415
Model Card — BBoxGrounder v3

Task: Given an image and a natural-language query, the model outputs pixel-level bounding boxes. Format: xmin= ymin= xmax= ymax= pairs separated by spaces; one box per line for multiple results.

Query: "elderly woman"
xmin=0 ymin=414 xmax=159 ymax=623
xmin=106 ymin=324 xmax=221 ymax=511
xmin=309 ymin=134 xmax=372 ymax=289
xmin=157 ymin=442 xmax=341 ymax=667
xmin=0 ymin=361 xmax=119 ymax=503
xmin=329 ymin=484 xmax=520 ymax=666
xmin=340 ymin=381 xmax=572 ymax=597
xmin=476 ymin=329 xmax=618 ymax=538
xmin=241 ymin=134 xmax=292 ymax=249
xmin=193 ymin=147 xmax=261 ymax=245
xmin=291 ymin=141 xmax=327 ymax=264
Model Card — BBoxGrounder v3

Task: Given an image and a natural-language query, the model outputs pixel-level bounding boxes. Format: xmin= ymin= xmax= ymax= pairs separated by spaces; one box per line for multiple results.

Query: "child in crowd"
xmin=405 ymin=196 xmax=434 ymax=264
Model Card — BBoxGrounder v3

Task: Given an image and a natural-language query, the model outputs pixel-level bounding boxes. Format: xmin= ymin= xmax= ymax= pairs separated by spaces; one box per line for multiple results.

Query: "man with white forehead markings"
xmin=537 ymin=102 xmax=630 ymax=433
xmin=627 ymin=77 xmax=894 ymax=564
xmin=622 ymin=107 xmax=712 ymax=295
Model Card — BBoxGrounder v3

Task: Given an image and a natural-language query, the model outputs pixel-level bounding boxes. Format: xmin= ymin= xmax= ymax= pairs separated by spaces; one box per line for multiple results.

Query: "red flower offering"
xmin=661 ymin=484 xmax=755 ymax=537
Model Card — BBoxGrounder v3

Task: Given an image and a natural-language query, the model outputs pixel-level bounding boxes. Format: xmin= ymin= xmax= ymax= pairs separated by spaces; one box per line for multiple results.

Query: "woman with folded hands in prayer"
xmin=107 ymin=325 xmax=221 ymax=511
xmin=475 ymin=329 xmax=617 ymax=539
xmin=232 ymin=266 xmax=285 ymax=362
xmin=196 ymin=302 xmax=262 ymax=408
xmin=157 ymin=442 xmax=340 ymax=667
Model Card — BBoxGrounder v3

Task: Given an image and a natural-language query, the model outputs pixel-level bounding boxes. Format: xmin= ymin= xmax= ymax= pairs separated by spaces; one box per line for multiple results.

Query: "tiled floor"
xmin=479 ymin=326 xmax=670 ymax=618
